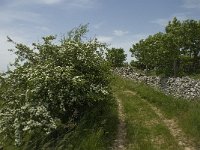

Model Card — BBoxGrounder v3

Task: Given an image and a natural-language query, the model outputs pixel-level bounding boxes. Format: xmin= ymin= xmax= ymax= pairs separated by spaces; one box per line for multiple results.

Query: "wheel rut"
xmin=125 ymin=90 xmax=197 ymax=150
xmin=145 ymin=101 xmax=196 ymax=150
xmin=112 ymin=97 xmax=127 ymax=150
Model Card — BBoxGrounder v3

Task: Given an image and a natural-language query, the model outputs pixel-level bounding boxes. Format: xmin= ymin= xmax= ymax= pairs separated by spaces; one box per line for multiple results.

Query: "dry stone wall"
xmin=115 ymin=67 xmax=200 ymax=100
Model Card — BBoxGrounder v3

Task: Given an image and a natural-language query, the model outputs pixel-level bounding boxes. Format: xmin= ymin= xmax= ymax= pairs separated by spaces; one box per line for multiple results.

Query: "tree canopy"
xmin=106 ymin=48 xmax=127 ymax=67
xmin=130 ymin=18 xmax=200 ymax=77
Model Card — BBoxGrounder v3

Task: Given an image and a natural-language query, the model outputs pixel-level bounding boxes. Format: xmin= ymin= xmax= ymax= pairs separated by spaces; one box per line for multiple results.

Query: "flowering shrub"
xmin=0 ymin=25 xmax=112 ymax=146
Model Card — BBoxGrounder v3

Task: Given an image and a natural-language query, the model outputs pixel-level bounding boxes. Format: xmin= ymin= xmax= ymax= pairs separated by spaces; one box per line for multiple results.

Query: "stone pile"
xmin=114 ymin=67 xmax=200 ymax=100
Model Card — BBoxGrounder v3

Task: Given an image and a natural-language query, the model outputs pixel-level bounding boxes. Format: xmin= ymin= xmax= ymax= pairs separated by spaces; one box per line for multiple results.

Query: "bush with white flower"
xmin=0 ymin=25 xmax=112 ymax=146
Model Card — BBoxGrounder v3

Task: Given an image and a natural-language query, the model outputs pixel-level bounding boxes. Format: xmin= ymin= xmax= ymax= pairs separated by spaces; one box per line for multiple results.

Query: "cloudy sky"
xmin=0 ymin=0 xmax=200 ymax=71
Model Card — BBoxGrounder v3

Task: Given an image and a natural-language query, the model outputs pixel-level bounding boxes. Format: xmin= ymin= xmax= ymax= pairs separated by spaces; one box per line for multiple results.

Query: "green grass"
xmin=112 ymin=75 xmax=200 ymax=148
xmin=189 ymin=73 xmax=200 ymax=80
xmin=112 ymin=75 xmax=180 ymax=149
xmin=53 ymin=102 xmax=118 ymax=150
xmin=1 ymin=100 xmax=118 ymax=150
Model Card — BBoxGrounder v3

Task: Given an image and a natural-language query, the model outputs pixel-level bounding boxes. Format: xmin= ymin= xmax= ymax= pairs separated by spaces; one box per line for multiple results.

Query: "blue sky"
xmin=0 ymin=0 xmax=200 ymax=71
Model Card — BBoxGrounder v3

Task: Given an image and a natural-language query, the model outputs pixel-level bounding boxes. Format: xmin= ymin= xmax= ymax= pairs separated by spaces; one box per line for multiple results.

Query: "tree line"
xmin=130 ymin=18 xmax=200 ymax=77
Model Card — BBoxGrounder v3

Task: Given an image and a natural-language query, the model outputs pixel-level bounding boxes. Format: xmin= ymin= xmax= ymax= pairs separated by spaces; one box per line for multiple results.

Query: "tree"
xmin=0 ymin=25 xmax=112 ymax=146
xmin=106 ymin=48 xmax=127 ymax=67
xmin=165 ymin=17 xmax=184 ymax=76
xmin=181 ymin=19 xmax=200 ymax=73
xmin=130 ymin=32 xmax=164 ymax=72
xmin=130 ymin=17 xmax=200 ymax=77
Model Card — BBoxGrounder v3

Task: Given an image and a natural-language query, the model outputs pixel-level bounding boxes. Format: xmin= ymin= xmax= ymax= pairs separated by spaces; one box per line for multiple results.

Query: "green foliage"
xmin=55 ymin=100 xmax=118 ymax=150
xmin=130 ymin=60 xmax=146 ymax=70
xmin=130 ymin=17 xmax=200 ymax=77
xmin=0 ymin=25 xmax=113 ymax=147
xmin=9 ymin=99 xmax=117 ymax=150
xmin=130 ymin=33 xmax=164 ymax=72
xmin=106 ymin=48 xmax=127 ymax=67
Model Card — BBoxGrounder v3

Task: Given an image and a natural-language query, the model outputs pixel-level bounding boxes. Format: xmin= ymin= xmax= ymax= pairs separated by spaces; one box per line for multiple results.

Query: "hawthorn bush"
xmin=0 ymin=25 xmax=112 ymax=146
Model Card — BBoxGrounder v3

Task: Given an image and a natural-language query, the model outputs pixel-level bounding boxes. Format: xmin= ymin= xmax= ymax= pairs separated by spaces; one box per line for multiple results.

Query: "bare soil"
xmin=112 ymin=97 xmax=127 ymax=150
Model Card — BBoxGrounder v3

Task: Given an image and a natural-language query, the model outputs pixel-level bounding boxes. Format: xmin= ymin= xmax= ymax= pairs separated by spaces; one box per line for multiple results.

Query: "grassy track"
xmin=112 ymin=75 xmax=200 ymax=149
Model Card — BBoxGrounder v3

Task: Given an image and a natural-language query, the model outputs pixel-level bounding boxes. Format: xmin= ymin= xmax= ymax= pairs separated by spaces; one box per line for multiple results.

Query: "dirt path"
xmin=145 ymin=100 xmax=197 ymax=150
xmin=112 ymin=98 xmax=127 ymax=150
xmin=125 ymin=90 xmax=197 ymax=150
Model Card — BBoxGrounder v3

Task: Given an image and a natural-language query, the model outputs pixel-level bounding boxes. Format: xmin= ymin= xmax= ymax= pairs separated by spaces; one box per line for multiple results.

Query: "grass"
xmin=112 ymin=75 xmax=180 ymax=149
xmin=189 ymin=73 xmax=200 ymax=80
xmin=0 ymin=99 xmax=118 ymax=150
xmin=52 ymin=102 xmax=118 ymax=150
xmin=112 ymin=75 xmax=200 ymax=148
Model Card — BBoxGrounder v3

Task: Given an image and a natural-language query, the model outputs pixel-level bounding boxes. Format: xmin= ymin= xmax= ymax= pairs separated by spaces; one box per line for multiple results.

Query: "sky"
xmin=0 ymin=0 xmax=200 ymax=72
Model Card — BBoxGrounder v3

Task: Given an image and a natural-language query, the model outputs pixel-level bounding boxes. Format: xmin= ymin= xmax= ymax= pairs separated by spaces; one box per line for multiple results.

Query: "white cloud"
xmin=63 ymin=0 xmax=99 ymax=8
xmin=0 ymin=32 xmax=24 ymax=72
xmin=34 ymin=26 xmax=50 ymax=32
xmin=93 ymin=22 xmax=104 ymax=29
xmin=96 ymin=36 xmax=113 ymax=43
xmin=0 ymin=10 xmax=42 ymax=24
xmin=96 ymin=33 xmax=148 ymax=62
xmin=131 ymin=34 xmax=148 ymax=43
xmin=111 ymin=33 xmax=147 ymax=49
xmin=151 ymin=19 xmax=169 ymax=27
xmin=3 ymin=0 xmax=96 ymax=8
xmin=113 ymin=30 xmax=129 ymax=36
xmin=111 ymin=40 xmax=132 ymax=62
xmin=110 ymin=33 xmax=148 ymax=62
xmin=38 ymin=0 xmax=63 ymax=5
xmin=6 ymin=0 xmax=64 ymax=6
xmin=182 ymin=0 xmax=200 ymax=8
xmin=0 ymin=23 xmax=50 ymax=72
xmin=74 ymin=0 xmax=95 ymax=3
